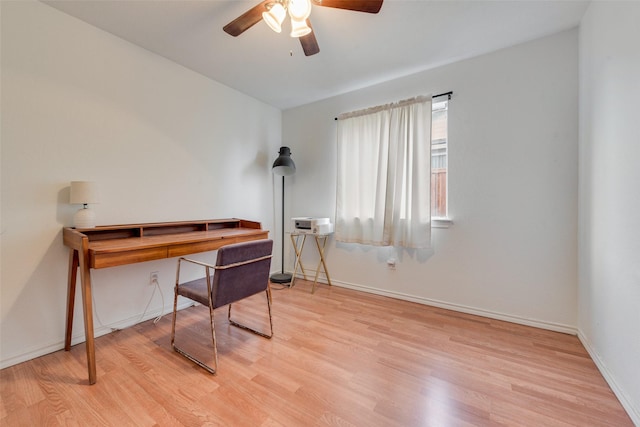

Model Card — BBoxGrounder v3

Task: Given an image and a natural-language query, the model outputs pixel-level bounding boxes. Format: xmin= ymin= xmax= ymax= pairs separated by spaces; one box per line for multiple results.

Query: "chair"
xmin=171 ymin=239 xmax=273 ymax=374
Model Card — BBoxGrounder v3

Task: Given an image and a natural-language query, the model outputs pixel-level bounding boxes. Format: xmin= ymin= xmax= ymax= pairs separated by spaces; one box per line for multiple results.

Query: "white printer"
xmin=291 ymin=217 xmax=334 ymax=234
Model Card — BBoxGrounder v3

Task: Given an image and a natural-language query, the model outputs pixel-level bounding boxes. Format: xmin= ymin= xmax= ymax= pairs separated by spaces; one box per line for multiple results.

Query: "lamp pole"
xmin=271 ymin=147 xmax=295 ymax=284
xmin=279 ymin=175 xmax=286 ymax=276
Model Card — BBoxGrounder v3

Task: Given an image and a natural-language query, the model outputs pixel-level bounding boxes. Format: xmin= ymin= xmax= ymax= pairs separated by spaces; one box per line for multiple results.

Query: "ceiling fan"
xmin=223 ymin=0 xmax=384 ymax=56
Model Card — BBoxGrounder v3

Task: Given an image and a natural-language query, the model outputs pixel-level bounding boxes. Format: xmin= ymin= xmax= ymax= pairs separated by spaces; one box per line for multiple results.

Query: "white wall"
xmin=578 ymin=2 xmax=640 ymax=422
xmin=2 ymin=2 xmax=638 ymax=420
xmin=0 ymin=1 xmax=281 ymax=367
xmin=283 ymin=29 xmax=579 ymax=332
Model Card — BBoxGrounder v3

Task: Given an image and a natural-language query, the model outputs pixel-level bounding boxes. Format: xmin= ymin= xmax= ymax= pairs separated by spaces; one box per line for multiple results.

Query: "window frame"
xmin=431 ymin=97 xmax=453 ymax=227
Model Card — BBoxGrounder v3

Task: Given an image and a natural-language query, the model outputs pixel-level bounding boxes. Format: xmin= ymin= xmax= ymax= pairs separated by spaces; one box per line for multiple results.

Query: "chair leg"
xmin=228 ymin=290 xmax=273 ymax=339
xmin=171 ymin=295 xmax=219 ymax=374
xmin=170 ymin=263 xmax=180 ymax=350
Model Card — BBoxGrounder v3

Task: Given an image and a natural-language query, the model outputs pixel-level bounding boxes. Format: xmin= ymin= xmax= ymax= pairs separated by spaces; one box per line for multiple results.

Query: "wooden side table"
xmin=289 ymin=232 xmax=332 ymax=293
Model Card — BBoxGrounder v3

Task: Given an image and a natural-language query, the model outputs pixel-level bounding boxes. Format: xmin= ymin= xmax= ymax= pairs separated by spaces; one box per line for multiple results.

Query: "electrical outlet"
xmin=149 ymin=271 xmax=159 ymax=286
xmin=386 ymin=258 xmax=396 ymax=270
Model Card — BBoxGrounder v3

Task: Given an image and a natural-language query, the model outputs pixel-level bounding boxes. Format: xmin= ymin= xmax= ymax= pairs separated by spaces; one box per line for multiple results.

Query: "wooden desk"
xmin=62 ymin=218 xmax=268 ymax=384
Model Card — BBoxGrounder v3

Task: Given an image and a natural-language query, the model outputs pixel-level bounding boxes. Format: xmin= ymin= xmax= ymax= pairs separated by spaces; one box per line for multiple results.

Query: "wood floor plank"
xmin=0 ymin=280 xmax=634 ymax=426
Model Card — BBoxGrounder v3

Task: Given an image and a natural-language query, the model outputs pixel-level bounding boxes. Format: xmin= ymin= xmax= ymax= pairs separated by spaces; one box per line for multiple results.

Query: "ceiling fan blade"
xmin=223 ymin=0 xmax=271 ymax=36
xmin=299 ymin=20 xmax=320 ymax=56
xmin=312 ymin=0 xmax=383 ymax=14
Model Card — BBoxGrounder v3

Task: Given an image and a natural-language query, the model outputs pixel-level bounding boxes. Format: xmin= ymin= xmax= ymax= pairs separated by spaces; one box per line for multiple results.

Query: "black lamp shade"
xmin=272 ymin=146 xmax=296 ymax=176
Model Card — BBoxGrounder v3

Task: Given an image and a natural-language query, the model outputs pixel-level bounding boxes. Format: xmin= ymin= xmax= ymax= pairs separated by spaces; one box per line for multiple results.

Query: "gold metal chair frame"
xmin=171 ymin=254 xmax=273 ymax=374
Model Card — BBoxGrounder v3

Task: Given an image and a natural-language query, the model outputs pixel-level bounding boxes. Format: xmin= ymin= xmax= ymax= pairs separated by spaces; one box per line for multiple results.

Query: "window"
xmin=335 ymin=96 xmax=432 ymax=248
xmin=431 ymin=99 xmax=448 ymax=218
xmin=335 ymin=94 xmax=452 ymax=247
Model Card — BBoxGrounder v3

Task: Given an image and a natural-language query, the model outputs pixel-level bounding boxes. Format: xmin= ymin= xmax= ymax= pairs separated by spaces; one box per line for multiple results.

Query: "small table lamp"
xmin=70 ymin=181 xmax=99 ymax=228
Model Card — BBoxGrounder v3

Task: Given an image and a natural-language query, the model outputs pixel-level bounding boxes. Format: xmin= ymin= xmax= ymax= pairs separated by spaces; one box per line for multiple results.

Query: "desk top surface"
xmin=63 ymin=219 xmax=269 ymax=268
xmin=88 ymin=227 xmax=266 ymax=252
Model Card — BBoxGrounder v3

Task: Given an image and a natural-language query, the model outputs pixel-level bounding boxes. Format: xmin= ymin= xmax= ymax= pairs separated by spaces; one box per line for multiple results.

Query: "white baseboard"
xmin=578 ymin=330 xmax=640 ymax=426
xmin=0 ymin=301 xmax=193 ymax=370
xmin=314 ymin=277 xmax=577 ymax=334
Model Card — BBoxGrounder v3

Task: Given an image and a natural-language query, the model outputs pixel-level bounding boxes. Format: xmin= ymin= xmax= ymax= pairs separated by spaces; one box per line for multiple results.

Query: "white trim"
xmin=0 ymin=301 xmax=193 ymax=370
xmin=578 ymin=330 xmax=640 ymax=426
xmin=432 ymin=218 xmax=453 ymax=228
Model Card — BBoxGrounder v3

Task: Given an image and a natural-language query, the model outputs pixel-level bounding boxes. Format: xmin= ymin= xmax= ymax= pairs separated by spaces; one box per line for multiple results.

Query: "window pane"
xmin=431 ymin=100 xmax=448 ymax=218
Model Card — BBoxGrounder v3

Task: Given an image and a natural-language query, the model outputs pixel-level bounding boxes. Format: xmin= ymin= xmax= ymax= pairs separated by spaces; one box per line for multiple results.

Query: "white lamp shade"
xmin=70 ymin=181 xmax=99 ymax=205
xmin=290 ymin=17 xmax=312 ymax=38
xmin=262 ymin=3 xmax=286 ymax=33
xmin=288 ymin=0 xmax=311 ymax=21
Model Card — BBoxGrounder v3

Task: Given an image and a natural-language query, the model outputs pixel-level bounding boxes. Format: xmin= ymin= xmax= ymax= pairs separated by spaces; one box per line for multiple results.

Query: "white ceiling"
xmin=43 ymin=0 xmax=589 ymax=110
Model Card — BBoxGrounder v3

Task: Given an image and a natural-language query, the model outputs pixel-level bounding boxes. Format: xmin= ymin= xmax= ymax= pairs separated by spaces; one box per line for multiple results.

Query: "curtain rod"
xmin=334 ymin=91 xmax=453 ymax=120
xmin=433 ymin=91 xmax=453 ymax=99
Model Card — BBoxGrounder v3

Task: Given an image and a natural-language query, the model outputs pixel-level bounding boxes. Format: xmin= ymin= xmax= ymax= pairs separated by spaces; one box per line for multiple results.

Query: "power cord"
xmin=270 ymin=282 xmax=291 ymax=291
xmin=89 ymin=275 xmax=166 ymax=332
xmin=150 ymin=276 xmax=166 ymax=324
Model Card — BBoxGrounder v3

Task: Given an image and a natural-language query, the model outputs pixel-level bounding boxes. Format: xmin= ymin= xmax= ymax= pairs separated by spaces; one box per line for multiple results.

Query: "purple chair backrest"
xmin=211 ymin=239 xmax=273 ymax=309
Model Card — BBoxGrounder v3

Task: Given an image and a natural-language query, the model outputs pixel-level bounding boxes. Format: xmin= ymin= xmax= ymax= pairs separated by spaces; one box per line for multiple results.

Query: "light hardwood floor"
xmin=1 ymin=280 xmax=633 ymax=426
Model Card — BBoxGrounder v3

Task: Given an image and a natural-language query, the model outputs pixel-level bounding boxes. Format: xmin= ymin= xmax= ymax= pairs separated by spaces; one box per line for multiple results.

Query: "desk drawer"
xmin=92 ymin=247 xmax=168 ymax=269
xmin=168 ymin=238 xmax=238 ymax=258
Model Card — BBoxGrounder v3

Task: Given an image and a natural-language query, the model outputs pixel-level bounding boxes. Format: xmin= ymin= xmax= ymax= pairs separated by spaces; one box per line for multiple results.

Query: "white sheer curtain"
xmin=336 ymin=96 xmax=432 ymax=248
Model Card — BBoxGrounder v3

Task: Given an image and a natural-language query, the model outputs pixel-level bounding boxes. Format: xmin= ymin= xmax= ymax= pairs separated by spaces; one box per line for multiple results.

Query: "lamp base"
xmin=74 ymin=207 xmax=96 ymax=228
xmin=270 ymin=272 xmax=292 ymax=284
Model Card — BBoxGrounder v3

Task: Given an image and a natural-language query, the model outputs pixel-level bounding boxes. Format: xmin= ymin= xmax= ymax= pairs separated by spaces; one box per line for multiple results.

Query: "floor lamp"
xmin=271 ymin=146 xmax=296 ymax=284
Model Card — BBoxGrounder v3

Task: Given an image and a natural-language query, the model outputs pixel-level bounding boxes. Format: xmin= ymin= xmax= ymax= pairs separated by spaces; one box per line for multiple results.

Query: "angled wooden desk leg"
xmin=65 ymin=240 xmax=97 ymax=384
xmin=78 ymin=245 xmax=97 ymax=385
xmin=63 ymin=234 xmax=97 ymax=385
xmin=289 ymin=233 xmax=308 ymax=288
xmin=311 ymin=235 xmax=332 ymax=294
xmin=65 ymin=249 xmax=79 ymax=351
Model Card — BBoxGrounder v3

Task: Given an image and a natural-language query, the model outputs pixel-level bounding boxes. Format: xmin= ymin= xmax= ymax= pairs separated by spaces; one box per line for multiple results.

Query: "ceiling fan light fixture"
xmin=262 ymin=2 xmax=286 ymax=33
xmin=288 ymin=0 xmax=312 ymax=21
xmin=224 ymin=0 xmax=383 ymax=57
xmin=290 ymin=17 xmax=312 ymax=37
